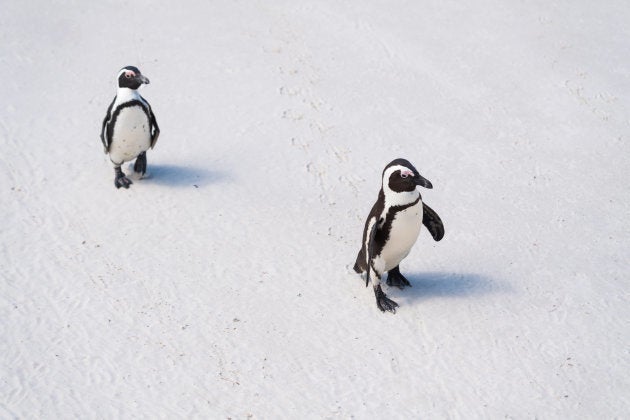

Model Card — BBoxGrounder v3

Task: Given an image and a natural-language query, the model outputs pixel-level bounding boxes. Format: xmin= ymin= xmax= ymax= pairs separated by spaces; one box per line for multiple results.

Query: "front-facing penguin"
xmin=354 ymin=158 xmax=444 ymax=313
xmin=100 ymin=66 xmax=160 ymax=188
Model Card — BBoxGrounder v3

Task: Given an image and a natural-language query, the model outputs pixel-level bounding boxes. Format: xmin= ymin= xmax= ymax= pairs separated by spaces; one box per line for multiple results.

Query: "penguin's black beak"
xmin=415 ymin=174 xmax=433 ymax=189
xmin=137 ymin=74 xmax=150 ymax=85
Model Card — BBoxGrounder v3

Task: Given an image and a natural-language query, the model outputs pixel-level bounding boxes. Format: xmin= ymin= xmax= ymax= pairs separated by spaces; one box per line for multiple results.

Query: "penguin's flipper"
xmin=100 ymin=120 xmax=109 ymax=152
xmin=422 ymin=203 xmax=444 ymax=241
xmin=101 ymin=97 xmax=115 ymax=153
xmin=365 ymin=216 xmax=379 ymax=287
xmin=150 ymin=129 xmax=160 ymax=149
xmin=133 ymin=152 xmax=147 ymax=175
xmin=145 ymin=100 xmax=160 ymax=149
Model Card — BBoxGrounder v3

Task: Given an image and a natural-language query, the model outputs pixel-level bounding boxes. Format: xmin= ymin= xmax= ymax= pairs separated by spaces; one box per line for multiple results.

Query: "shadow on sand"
xmin=140 ymin=164 xmax=228 ymax=187
xmin=392 ymin=271 xmax=502 ymax=304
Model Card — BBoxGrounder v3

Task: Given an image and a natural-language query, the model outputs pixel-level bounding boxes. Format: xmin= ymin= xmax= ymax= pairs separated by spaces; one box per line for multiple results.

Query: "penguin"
xmin=354 ymin=158 xmax=444 ymax=313
xmin=100 ymin=66 xmax=159 ymax=188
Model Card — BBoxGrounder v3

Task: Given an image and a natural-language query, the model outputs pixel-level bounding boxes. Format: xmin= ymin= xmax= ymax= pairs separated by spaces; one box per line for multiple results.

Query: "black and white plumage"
xmin=100 ymin=66 xmax=159 ymax=189
xmin=354 ymin=158 xmax=444 ymax=313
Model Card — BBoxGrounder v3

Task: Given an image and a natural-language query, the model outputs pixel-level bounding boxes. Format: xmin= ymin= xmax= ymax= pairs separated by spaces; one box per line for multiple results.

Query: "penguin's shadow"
xmin=138 ymin=164 xmax=227 ymax=187
xmin=391 ymin=271 xmax=501 ymax=303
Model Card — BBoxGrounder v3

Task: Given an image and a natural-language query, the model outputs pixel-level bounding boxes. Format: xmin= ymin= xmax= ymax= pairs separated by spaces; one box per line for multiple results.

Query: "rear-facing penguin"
xmin=354 ymin=158 xmax=444 ymax=313
xmin=100 ymin=66 xmax=160 ymax=188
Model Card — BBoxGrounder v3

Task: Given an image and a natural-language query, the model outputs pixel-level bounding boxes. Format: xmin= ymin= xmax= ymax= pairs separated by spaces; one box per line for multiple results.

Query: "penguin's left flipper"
xmin=133 ymin=152 xmax=147 ymax=175
xmin=150 ymin=130 xmax=160 ymax=149
xmin=422 ymin=203 xmax=445 ymax=241
xmin=146 ymin=101 xmax=160 ymax=149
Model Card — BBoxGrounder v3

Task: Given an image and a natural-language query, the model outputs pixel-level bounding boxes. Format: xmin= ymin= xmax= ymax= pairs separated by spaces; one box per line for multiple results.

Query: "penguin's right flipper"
xmin=133 ymin=152 xmax=147 ymax=175
xmin=100 ymin=97 xmax=115 ymax=153
xmin=365 ymin=216 xmax=379 ymax=287
xmin=422 ymin=203 xmax=444 ymax=241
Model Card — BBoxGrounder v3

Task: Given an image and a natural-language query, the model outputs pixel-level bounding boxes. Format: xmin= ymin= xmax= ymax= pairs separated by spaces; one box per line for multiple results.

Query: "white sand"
xmin=1 ymin=1 xmax=629 ymax=417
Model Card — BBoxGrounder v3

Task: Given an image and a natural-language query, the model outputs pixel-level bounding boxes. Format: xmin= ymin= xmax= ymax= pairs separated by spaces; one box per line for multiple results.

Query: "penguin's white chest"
xmin=109 ymin=106 xmax=151 ymax=164
xmin=380 ymin=201 xmax=423 ymax=271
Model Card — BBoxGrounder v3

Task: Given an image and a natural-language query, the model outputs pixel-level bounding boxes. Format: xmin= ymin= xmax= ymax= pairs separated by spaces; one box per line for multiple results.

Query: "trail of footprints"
xmin=268 ymin=19 xmax=362 ymax=208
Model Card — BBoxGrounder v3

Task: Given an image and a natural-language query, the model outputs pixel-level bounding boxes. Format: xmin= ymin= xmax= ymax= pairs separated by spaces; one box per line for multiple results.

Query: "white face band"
xmin=382 ymin=164 xmax=419 ymax=207
xmin=383 ymin=165 xmax=411 ymax=185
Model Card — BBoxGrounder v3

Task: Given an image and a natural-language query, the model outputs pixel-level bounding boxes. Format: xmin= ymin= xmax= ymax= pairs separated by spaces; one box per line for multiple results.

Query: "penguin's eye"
xmin=401 ymin=172 xmax=409 ymax=179
xmin=125 ymin=73 xmax=132 ymax=79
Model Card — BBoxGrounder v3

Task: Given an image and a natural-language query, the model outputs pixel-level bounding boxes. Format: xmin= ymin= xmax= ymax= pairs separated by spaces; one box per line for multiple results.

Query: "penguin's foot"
xmin=133 ymin=152 xmax=147 ymax=176
xmin=114 ymin=167 xmax=133 ymax=189
xmin=115 ymin=174 xmax=133 ymax=189
xmin=374 ymin=285 xmax=399 ymax=313
xmin=386 ymin=268 xmax=411 ymax=290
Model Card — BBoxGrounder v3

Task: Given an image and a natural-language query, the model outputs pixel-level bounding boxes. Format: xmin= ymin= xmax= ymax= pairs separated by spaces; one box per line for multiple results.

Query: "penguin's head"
xmin=117 ymin=66 xmax=150 ymax=90
xmin=383 ymin=158 xmax=433 ymax=194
